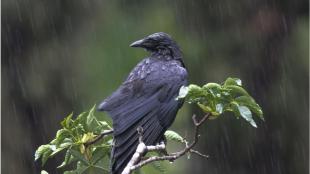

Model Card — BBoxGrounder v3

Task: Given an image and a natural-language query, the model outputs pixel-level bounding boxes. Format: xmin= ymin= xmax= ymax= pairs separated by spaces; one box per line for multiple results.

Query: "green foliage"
xmin=151 ymin=160 xmax=167 ymax=174
xmin=35 ymin=77 xmax=264 ymax=174
xmin=35 ymin=105 xmax=113 ymax=173
xmin=164 ymin=130 xmax=185 ymax=143
xmin=41 ymin=170 xmax=48 ymax=174
xmin=177 ymin=77 xmax=264 ymax=127
xmin=34 ymin=105 xmax=183 ymax=174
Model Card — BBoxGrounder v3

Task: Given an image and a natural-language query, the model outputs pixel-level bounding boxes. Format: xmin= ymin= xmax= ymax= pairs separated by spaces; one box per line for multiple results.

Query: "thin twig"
xmin=190 ymin=149 xmax=209 ymax=158
xmin=85 ymin=129 xmax=113 ymax=147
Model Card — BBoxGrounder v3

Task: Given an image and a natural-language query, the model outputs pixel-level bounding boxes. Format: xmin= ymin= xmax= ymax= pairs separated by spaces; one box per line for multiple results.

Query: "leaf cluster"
xmin=35 ymin=106 xmax=182 ymax=174
xmin=177 ymin=77 xmax=264 ymax=127
xmin=35 ymin=105 xmax=113 ymax=174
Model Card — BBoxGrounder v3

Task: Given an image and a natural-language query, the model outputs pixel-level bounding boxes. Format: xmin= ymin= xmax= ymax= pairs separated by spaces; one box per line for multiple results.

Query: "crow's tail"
xmin=110 ymin=115 xmax=164 ymax=174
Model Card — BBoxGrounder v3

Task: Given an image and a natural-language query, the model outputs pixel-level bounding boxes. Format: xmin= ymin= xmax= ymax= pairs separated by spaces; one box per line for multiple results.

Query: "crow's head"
xmin=130 ymin=32 xmax=181 ymax=57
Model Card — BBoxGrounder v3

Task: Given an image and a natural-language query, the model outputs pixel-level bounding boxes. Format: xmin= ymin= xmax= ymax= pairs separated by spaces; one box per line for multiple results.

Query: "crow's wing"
xmin=98 ymin=58 xmax=187 ymax=133
xmin=98 ymin=59 xmax=187 ymax=174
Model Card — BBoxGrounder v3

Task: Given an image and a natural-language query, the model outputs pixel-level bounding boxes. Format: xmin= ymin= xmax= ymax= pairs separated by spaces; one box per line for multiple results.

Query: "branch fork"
xmin=122 ymin=113 xmax=211 ymax=174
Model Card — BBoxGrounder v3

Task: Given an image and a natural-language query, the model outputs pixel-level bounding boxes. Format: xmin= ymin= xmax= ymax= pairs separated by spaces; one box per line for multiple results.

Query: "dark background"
xmin=2 ymin=0 xmax=309 ymax=174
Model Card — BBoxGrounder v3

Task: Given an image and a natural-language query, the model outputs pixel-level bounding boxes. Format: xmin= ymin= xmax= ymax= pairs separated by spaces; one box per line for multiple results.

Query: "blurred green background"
xmin=2 ymin=0 xmax=309 ymax=174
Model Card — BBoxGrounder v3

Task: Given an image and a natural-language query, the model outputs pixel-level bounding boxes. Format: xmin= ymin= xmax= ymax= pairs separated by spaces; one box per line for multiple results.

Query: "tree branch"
xmin=122 ymin=113 xmax=211 ymax=174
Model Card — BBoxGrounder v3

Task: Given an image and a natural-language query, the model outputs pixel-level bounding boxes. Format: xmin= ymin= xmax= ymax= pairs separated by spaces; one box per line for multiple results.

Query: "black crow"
xmin=98 ymin=32 xmax=188 ymax=174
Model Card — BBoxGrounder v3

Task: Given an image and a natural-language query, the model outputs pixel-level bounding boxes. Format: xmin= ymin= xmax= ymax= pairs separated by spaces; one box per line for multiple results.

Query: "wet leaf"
xmin=164 ymin=130 xmax=184 ymax=143
xmin=35 ymin=145 xmax=50 ymax=161
xmin=86 ymin=105 xmax=96 ymax=127
xmin=70 ymin=149 xmax=89 ymax=165
xmin=50 ymin=147 xmax=66 ymax=156
xmin=216 ymin=103 xmax=223 ymax=114
xmin=74 ymin=112 xmax=87 ymax=127
xmin=225 ymin=85 xmax=249 ymax=97
xmin=83 ymin=165 xmax=109 ymax=173
xmin=80 ymin=144 xmax=85 ymax=154
xmin=203 ymin=82 xmax=221 ymax=89
xmin=58 ymin=149 xmax=73 ymax=168
xmin=176 ymin=86 xmax=189 ymax=99
xmin=198 ymin=103 xmax=212 ymax=113
xmin=41 ymin=170 xmax=48 ymax=174
xmin=238 ymin=105 xmax=257 ymax=128
xmin=91 ymin=146 xmax=111 ymax=165
xmin=81 ymin=132 xmax=96 ymax=144
xmin=151 ymin=160 xmax=166 ymax=173
xmin=61 ymin=113 xmax=73 ymax=129
xmin=98 ymin=121 xmax=110 ymax=128
xmin=224 ymin=77 xmax=242 ymax=86
xmin=41 ymin=148 xmax=53 ymax=166
xmin=187 ymin=84 xmax=204 ymax=98
xmin=180 ymin=77 xmax=263 ymax=127
xmin=235 ymin=96 xmax=264 ymax=120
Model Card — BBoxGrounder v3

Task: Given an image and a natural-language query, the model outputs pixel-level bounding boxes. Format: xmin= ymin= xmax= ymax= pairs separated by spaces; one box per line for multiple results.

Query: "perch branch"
xmin=122 ymin=113 xmax=211 ymax=174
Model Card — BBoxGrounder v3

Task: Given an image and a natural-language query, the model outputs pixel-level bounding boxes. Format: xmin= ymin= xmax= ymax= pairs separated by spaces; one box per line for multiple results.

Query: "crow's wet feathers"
xmin=98 ymin=32 xmax=188 ymax=174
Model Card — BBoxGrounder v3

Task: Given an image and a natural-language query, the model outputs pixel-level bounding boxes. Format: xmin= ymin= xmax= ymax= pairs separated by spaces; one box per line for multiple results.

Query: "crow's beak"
xmin=130 ymin=39 xmax=145 ymax=47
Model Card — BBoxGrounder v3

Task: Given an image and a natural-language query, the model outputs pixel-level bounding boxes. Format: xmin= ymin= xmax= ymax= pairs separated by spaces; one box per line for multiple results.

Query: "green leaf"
xmin=81 ymin=132 xmax=96 ymax=144
xmin=35 ymin=144 xmax=56 ymax=166
xmin=91 ymin=146 xmax=111 ymax=165
xmin=41 ymin=170 xmax=48 ymax=174
xmin=76 ymin=161 xmax=90 ymax=173
xmin=203 ymin=82 xmax=221 ymax=89
xmin=52 ymin=129 xmax=71 ymax=145
xmin=225 ymin=85 xmax=249 ymax=97
xmin=230 ymin=101 xmax=240 ymax=117
xmin=80 ymin=144 xmax=86 ymax=154
xmin=238 ymin=105 xmax=257 ymax=128
xmin=235 ymin=96 xmax=264 ymax=120
xmin=176 ymin=86 xmax=189 ymax=99
xmin=41 ymin=147 xmax=53 ymax=166
xmin=216 ymin=103 xmax=223 ymax=114
xmin=59 ymin=138 xmax=74 ymax=148
xmin=224 ymin=77 xmax=242 ymax=86
xmin=83 ymin=165 xmax=109 ymax=173
xmin=197 ymin=103 xmax=212 ymax=113
xmin=151 ymin=160 xmax=166 ymax=173
xmin=61 ymin=113 xmax=73 ymax=129
xmin=86 ymin=105 xmax=96 ymax=127
xmin=56 ymin=129 xmax=70 ymax=139
xmin=188 ymin=84 xmax=203 ymax=91
xmin=50 ymin=147 xmax=66 ymax=156
xmin=74 ymin=112 xmax=88 ymax=127
xmin=35 ymin=145 xmax=50 ymax=161
xmin=93 ymin=121 xmax=112 ymax=134
xmin=98 ymin=121 xmax=110 ymax=128
xmin=71 ymin=123 xmax=86 ymax=137
xmin=187 ymin=84 xmax=204 ymax=98
xmin=70 ymin=149 xmax=89 ymax=165
xmin=64 ymin=171 xmax=75 ymax=174
xmin=164 ymin=130 xmax=184 ymax=143
xmin=57 ymin=149 xmax=73 ymax=168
